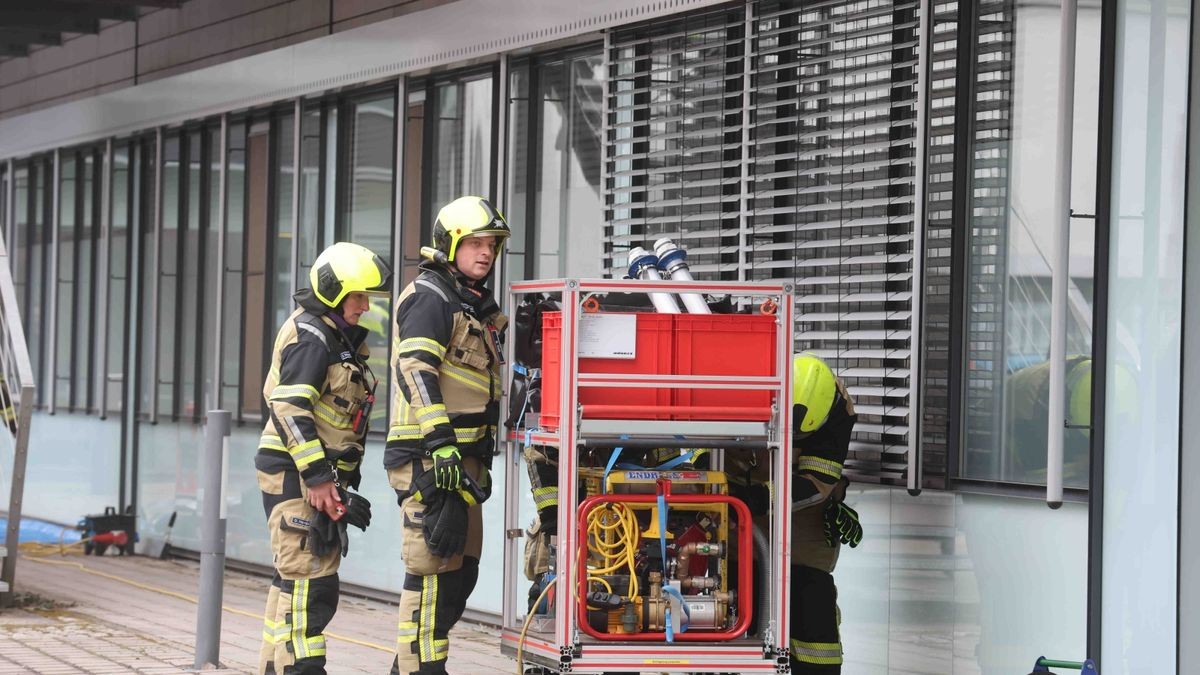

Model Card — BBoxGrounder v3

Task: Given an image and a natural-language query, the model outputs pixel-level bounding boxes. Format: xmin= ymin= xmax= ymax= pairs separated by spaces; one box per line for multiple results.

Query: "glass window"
xmin=272 ymin=112 xmax=296 ymax=334
xmin=201 ymin=123 xmax=221 ymax=413
xmin=223 ymin=122 xmax=247 ymax=415
xmin=55 ymin=152 xmax=76 ymax=410
xmin=240 ymin=121 xmax=271 ymax=418
xmin=107 ymin=143 xmax=132 ymax=414
xmin=340 ymin=90 xmax=396 ymax=425
xmin=12 ymin=165 xmax=28 ymax=336
xmin=505 ymin=65 xmax=530 ymax=282
xmin=298 ymin=104 xmax=326 ymax=285
xmin=33 ymin=158 xmax=51 ymax=405
xmin=535 ymin=53 xmax=604 ymax=278
xmin=1 ymin=165 xmax=6 ymax=250
xmin=960 ymin=3 xmax=1100 ymax=489
xmin=178 ymin=130 xmax=203 ymax=418
xmin=430 ymin=73 xmax=494 ymax=212
xmin=157 ymin=134 xmax=181 ymax=416
xmin=399 ymin=89 xmax=426 ymax=288
xmin=76 ymin=149 xmax=98 ymax=411
xmin=138 ymin=137 xmax=158 ymax=416
xmin=506 ymin=50 xmax=604 ymax=282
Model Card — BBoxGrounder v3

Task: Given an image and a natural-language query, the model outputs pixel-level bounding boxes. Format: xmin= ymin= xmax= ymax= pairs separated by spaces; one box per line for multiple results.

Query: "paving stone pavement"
xmin=0 ymin=552 xmax=518 ymax=674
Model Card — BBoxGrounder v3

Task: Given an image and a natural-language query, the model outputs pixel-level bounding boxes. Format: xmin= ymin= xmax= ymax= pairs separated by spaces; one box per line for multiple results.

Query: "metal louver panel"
xmin=605 ymin=6 xmax=747 ymax=277
xmin=746 ymin=0 xmax=919 ymax=484
xmin=603 ymin=0 xmax=920 ymax=486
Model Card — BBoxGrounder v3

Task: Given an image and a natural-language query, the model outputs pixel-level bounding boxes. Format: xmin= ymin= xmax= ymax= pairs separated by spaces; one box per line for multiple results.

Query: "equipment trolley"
xmin=498 ymin=278 xmax=799 ymax=674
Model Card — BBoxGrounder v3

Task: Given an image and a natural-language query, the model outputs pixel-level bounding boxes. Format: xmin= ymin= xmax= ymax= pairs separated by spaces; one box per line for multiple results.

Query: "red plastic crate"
xmin=673 ymin=313 xmax=778 ymax=420
xmin=540 ymin=311 xmax=674 ymax=430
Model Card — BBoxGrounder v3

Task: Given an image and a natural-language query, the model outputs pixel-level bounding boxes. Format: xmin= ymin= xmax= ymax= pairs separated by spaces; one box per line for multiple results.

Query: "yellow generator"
xmin=575 ymin=466 xmax=751 ymax=641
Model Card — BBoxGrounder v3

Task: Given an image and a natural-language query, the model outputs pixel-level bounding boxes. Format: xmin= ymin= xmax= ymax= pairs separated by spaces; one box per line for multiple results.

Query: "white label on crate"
xmin=578 ymin=313 xmax=637 ymax=359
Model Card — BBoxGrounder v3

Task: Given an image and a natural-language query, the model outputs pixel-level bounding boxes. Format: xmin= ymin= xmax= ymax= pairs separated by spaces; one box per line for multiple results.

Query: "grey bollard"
xmin=194 ymin=410 xmax=231 ymax=670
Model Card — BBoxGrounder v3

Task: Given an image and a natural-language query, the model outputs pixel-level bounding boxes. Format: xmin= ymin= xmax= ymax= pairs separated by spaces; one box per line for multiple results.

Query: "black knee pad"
xmin=443 ymin=557 xmax=479 ymax=626
xmin=460 ymin=556 xmax=480 ymax=598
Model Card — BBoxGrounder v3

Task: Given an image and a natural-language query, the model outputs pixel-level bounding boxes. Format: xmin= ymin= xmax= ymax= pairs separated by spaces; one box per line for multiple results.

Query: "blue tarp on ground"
xmin=0 ymin=516 xmax=82 ymax=544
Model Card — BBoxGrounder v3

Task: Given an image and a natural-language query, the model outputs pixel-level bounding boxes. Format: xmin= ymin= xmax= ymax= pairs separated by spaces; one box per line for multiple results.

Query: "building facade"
xmin=0 ymin=0 xmax=1194 ymax=671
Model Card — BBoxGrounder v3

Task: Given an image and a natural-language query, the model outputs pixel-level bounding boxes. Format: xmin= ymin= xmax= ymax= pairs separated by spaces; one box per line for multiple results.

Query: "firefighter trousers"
xmin=790 ymin=564 xmax=842 ymax=673
xmin=257 ymin=469 xmax=341 ymax=675
xmin=387 ymin=457 xmax=484 ymax=675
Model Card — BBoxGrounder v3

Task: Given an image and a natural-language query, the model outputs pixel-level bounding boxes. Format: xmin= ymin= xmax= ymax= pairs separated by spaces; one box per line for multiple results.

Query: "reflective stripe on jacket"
xmin=256 ymin=289 xmax=372 ymax=486
xmin=386 ymin=264 xmax=507 ymax=468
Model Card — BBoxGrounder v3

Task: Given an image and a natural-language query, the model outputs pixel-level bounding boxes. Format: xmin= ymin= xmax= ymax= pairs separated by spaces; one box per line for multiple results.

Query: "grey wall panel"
xmin=333 ymin=0 xmax=451 ymax=30
xmin=0 ymin=22 xmax=137 ymax=119
xmin=135 ymin=0 xmax=331 ymax=80
xmin=0 ymin=0 xmax=729 ymax=159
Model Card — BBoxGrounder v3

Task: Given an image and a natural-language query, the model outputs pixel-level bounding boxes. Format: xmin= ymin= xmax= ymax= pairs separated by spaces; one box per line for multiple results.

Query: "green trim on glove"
xmin=431 ymin=445 xmax=463 ymax=490
xmin=822 ymin=500 xmax=863 ymax=548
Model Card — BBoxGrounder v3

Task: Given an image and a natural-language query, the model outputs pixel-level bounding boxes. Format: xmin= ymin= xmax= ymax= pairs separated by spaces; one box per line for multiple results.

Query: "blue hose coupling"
xmin=627 ymin=246 xmax=661 ymax=279
xmin=654 ymin=238 xmax=689 ymax=276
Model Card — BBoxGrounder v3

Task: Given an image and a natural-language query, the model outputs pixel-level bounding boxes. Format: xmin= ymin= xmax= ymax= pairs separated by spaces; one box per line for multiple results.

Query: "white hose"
xmin=653 ymin=238 xmax=710 ymax=314
xmin=627 ymin=246 xmax=681 ymax=313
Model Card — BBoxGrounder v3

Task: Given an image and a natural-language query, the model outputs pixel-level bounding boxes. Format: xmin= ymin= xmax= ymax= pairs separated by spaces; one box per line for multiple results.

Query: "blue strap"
xmin=661 ymin=585 xmax=690 ymax=632
xmin=602 ymin=443 xmax=628 ymax=494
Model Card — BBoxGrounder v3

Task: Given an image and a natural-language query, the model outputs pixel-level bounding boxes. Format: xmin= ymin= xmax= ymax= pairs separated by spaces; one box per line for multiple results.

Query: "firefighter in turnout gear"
xmin=730 ymin=353 xmax=861 ymax=673
xmin=386 ymin=196 xmax=509 ymax=675
xmin=255 ymin=242 xmax=390 ymax=675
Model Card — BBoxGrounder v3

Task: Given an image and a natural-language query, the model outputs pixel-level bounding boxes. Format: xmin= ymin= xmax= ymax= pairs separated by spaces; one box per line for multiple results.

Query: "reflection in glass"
xmin=431 ymin=75 xmax=493 ymax=210
xmin=534 ymin=53 xmax=603 ymax=278
xmin=341 ymin=91 xmax=396 ymax=424
xmin=505 ymin=65 xmax=530 ymax=282
xmin=223 ymin=122 xmax=247 ymax=414
xmin=56 ymin=153 xmax=76 ymax=410
xmin=12 ymin=165 xmax=28 ymax=312
xmin=273 ymin=113 xmax=296 ymax=333
xmin=107 ymin=144 xmax=132 ymax=414
xmin=179 ymin=131 xmax=203 ymax=418
xmin=400 ymin=90 xmax=425 ymax=288
xmin=138 ymin=137 xmax=158 ymax=415
xmin=76 ymin=151 xmax=97 ymax=411
xmin=298 ymin=105 xmax=324 ymax=285
xmin=961 ymin=2 xmax=1100 ymax=488
xmin=157 ymin=135 xmax=180 ymax=415
xmin=202 ymin=125 xmax=221 ymax=412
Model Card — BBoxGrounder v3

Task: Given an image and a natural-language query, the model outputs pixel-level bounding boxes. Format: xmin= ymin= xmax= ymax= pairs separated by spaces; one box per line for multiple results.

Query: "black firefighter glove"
xmin=308 ymin=511 xmax=349 ymax=558
xmin=422 ymin=490 xmax=470 ymax=559
xmin=458 ymin=468 xmax=492 ymax=506
xmin=822 ymin=499 xmax=863 ymax=548
xmin=334 ymin=449 xmax=364 ymax=491
xmin=336 ymin=486 xmax=372 ymax=531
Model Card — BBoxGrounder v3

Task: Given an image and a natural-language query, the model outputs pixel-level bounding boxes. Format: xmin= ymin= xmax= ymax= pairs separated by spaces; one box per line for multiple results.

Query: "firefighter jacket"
xmin=255 ymin=289 xmax=375 ymax=487
xmin=731 ymin=375 xmax=857 ymax=505
xmin=385 ymin=261 xmax=507 ymax=469
xmin=794 ymin=375 xmax=857 ymax=487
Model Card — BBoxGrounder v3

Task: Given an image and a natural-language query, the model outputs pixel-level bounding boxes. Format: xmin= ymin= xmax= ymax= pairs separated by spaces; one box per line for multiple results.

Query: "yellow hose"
xmin=584 ymin=503 xmax=640 ymax=599
xmin=516 ymin=577 xmax=557 ymax=674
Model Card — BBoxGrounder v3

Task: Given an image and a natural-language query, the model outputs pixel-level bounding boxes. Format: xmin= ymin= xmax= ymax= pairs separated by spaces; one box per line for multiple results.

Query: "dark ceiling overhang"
xmin=0 ymin=1 xmax=184 ymax=57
